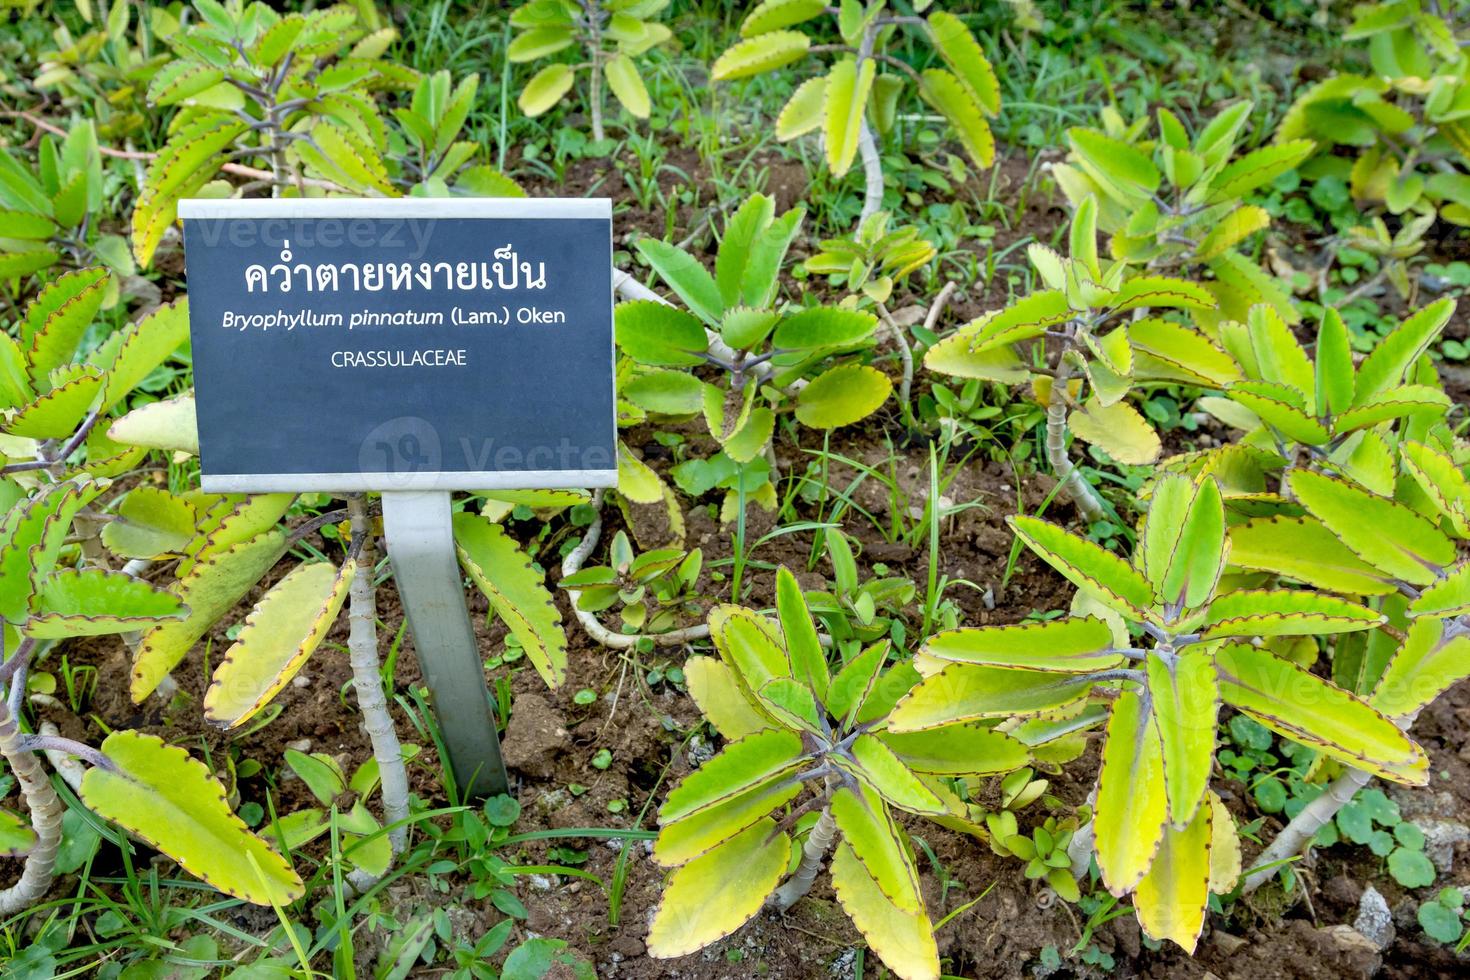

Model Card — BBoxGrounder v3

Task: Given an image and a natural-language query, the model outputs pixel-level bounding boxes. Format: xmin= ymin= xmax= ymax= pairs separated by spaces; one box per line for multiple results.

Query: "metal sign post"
xmin=179 ymin=198 xmax=617 ymax=799
xmin=381 ymin=491 xmax=508 ymax=797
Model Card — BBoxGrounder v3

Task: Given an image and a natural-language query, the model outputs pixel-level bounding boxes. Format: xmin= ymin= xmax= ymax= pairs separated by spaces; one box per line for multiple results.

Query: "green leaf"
xmin=604 ymin=53 xmax=650 ymax=118
xmin=1206 ymin=141 xmax=1315 ymax=202
xmin=1068 ymin=127 xmax=1160 ymax=200
xmin=507 ymin=26 xmax=576 ymax=62
xmin=107 ymin=392 xmax=199 ymax=454
xmin=845 ymin=734 xmax=947 ymax=815
xmin=659 ymin=728 xmax=805 ymax=823
xmin=741 ymin=0 xmax=826 ymax=36
xmin=617 ymin=444 xmax=666 ymax=503
xmin=1401 ymin=441 xmax=1470 ymax=538
xmin=133 ymin=116 xmax=246 ymax=268
xmin=81 ymin=730 xmax=303 ymax=906
xmin=646 ymin=818 xmax=790 ymax=957
xmin=1009 ymin=516 xmax=1158 ymax=620
xmin=1288 ymin=470 xmax=1454 ymax=586
xmin=148 ymin=62 xmax=226 ymax=106
xmin=1202 ymin=589 xmax=1384 ymax=639
xmin=1227 ymin=516 xmax=1396 ymax=596
xmin=921 ymin=617 xmax=1120 ymax=672
xmin=1094 ymin=689 xmax=1168 ymax=895
xmin=1387 ymin=847 xmax=1436 ymax=888
xmin=519 ymin=64 xmax=575 ymax=116
xmin=878 ymin=725 xmax=1030 ymax=775
xmin=1141 ymin=474 xmax=1226 ymax=611
xmin=24 ymin=568 xmax=186 ymax=638
xmin=1195 ymin=205 xmax=1270 ymax=261
xmin=1314 ymin=307 xmax=1356 ymax=419
xmin=711 ymin=31 xmax=811 ymax=82
xmin=776 ymin=566 xmax=827 ymax=699
xmin=756 ymin=676 xmax=823 ymax=734
xmin=1108 ymin=276 xmax=1214 ymax=313
xmin=1147 ymin=648 xmax=1218 ymax=828
xmin=0 ymin=478 xmax=98 ymax=622
xmin=99 ymin=298 xmax=190 ymax=412
xmin=684 ymin=655 xmax=774 ymax=739
xmin=829 ymin=840 xmax=940 ymax=980
xmin=709 ymin=603 xmax=790 ymax=691
xmin=928 ymin=11 xmax=999 ymax=114
xmin=0 ymin=209 xmax=57 ymax=240
xmin=101 ymin=487 xmax=198 ymax=559
xmin=794 ymin=364 xmax=891 ymax=429
xmin=830 ymin=785 xmax=923 ymax=913
xmin=1371 ymin=616 xmax=1470 ymax=719
xmin=635 ymin=239 xmax=724 ymax=325
xmin=775 ymin=76 xmax=827 ymax=140
xmin=4 ymin=370 xmax=104 ymax=439
xmin=616 ymin=300 xmax=709 ymax=366
xmin=131 ymin=529 xmax=289 ymax=702
xmin=919 ymin=69 xmax=994 ymax=169
xmin=1215 ymin=643 xmax=1427 ymax=784
xmin=623 ymin=368 xmax=704 ymax=414
xmin=715 ymin=197 xmax=776 ymax=313
xmin=454 ymin=514 xmax=567 ymax=688
xmin=1228 ymin=381 xmax=1329 ymax=445
xmin=203 ymin=562 xmax=354 ymax=729
xmin=24 ymin=267 xmax=108 ymax=385
xmin=1353 ymin=298 xmax=1454 ymax=407
xmin=888 ymin=663 xmax=1097 ymax=730
xmin=1411 ymin=562 xmax=1470 ymax=619
xmin=654 ymin=771 xmax=801 ymax=867
xmin=0 ymin=807 xmax=36 ymax=857
xmin=772 ymin=306 xmax=877 ymax=350
xmin=823 ymin=57 xmax=875 ymax=177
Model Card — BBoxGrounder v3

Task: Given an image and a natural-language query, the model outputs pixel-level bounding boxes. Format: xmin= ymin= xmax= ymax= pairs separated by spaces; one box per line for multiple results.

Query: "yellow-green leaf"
xmin=830 ymin=841 xmax=940 ymax=980
xmin=647 ymin=818 xmax=790 ymax=957
xmin=519 ymin=64 xmax=575 ymax=117
xmin=81 ymin=730 xmax=303 ymax=906
xmin=659 ymin=728 xmax=805 ymax=824
xmin=1288 ymin=470 xmax=1455 ymax=586
xmin=919 ymin=68 xmax=994 ymax=168
xmin=1069 ymin=397 xmax=1160 ymax=466
xmin=888 ymin=663 xmax=1097 ymax=730
xmin=1009 ymin=516 xmax=1158 ymax=620
xmin=831 ymin=784 xmax=923 ymax=914
xmin=604 ymin=53 xmax=650 ymax=118
xmin=24 ymin=567 xmax=186 ymax=638
xmin=776 ymin=75 xmax=828 ymax=140
xmin=1133 ymin=796 xmax=1212 ymax=953
xmin=711 ymin=31 xmax=810 ymax=82
xmin=1147 ymin=648 xmax=1218 ymax=828
xmin=824 ymin=57 xmax=875 ymax=177
xmin=1370 ymin=616 xmax=1470 ymax=720
xmin=684 ymin=655 xmax=774 ymax=739
xmin=107 ymin=392 xmax=199 ymax=454
xmin=131 ymin=528 xmax=289 ymax=702
xmin=454 ymin=513 xmax=567 ymax=688
xmin=1214 ymin=643 xmax=1427 ymax=785
xmin=921 ymin=617 xmax=1120 ymax=672
xmin=927 ymin=11 xmax=999 ymax=115
xmin=203 ymin=561 xmax=354 ymax=729
xmin=795 ymin=364 xmax=891 ymax=429
xmin=1094 ymin=689 xmax=1168 ymax=895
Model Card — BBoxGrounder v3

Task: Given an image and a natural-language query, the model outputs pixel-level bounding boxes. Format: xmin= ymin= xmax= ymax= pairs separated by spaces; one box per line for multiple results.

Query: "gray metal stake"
xmin=380 ymin=490 xmax=509 ymax=798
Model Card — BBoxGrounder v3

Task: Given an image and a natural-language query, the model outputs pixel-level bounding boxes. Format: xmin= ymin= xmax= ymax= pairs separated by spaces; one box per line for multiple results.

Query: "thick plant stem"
xmin=1242 ymin=766 xmax=1372 ymax=894
xmin=857 ymin=120 xmax=884 ymax=225
xmin=1242 ymin=704 xmax=1423 ymax=895
xmin=772 ymin=802 xmax=837 ymax=911
xmin=581 ymin=1 xmax=605 ymax=141
xmin=0 ymin=698 xmax=63 ymax=915
xmin=347 ymin=498 xmax=410 ymax=857
xmin=1046 ymin=355 xmax=1108 ymax=523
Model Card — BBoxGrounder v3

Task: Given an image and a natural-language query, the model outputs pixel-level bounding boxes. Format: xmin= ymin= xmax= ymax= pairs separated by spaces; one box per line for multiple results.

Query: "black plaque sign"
xmin=179 ymin=198 xmax=617 ymax=493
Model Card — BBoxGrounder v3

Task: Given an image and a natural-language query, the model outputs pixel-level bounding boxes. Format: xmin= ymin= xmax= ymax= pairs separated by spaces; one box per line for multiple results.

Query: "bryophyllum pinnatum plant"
xmin=1277 ymin=1 xmax=1470 ymax=226
xmin=888 ymin=471 xmax=1432 ymax=951
xmin=131 ymin=0 xmax=521 ymax=268
xmin=1052 ymin=101 xmax=1313 ymax=331
xmin=0 ymin=119 xmax=136 ymax=289
xmin=616 ymin=192 xmax=892 ymax=516
xmin=509 ymin=0 xmax=674 ymax=141
xmin=0 ymin=271 xmax=308 ymax=913
xmin=713 ymin=2 xmax=999 ymax=221
xmin=647 ymin=568 xmax=1033 ymax=980
xmin=925 ymin=196 xmax=1239 ymax=520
